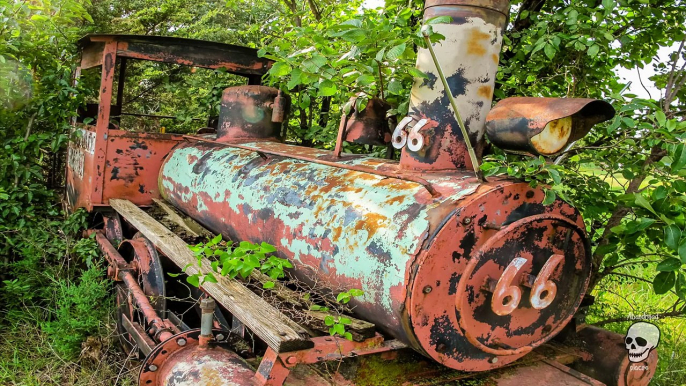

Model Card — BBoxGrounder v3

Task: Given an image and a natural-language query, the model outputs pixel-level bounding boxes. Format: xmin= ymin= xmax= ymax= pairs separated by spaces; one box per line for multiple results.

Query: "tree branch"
xmin=588 ymin=144 xmax=667 ymax=291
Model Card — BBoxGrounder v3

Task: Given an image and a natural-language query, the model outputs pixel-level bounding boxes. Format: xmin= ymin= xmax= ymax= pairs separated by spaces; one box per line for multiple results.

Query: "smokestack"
xmin=396 ymin=0 xmax=509 ymax=171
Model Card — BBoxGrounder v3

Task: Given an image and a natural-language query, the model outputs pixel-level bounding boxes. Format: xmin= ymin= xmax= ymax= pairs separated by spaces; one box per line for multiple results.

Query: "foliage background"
xmin=0 ymin=0 xmax=685 ymax=384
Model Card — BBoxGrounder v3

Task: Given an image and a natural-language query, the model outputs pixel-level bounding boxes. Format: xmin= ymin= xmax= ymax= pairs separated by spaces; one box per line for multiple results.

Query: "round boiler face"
xmin=407 ymin=182 xmax=591 ymax=371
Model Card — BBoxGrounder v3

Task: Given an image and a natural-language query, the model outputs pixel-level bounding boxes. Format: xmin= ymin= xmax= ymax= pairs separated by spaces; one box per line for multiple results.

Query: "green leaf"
xmin=387 ymin=79 xmax=403 ymax=94
xmin=187 ymin=274 xmax=200 ymax=288
xmin=310 ymin=305 xmax=322 ymax=311
xmin=547 ymin=168 xmax=561 ymax=185
xmin=634 ymin=193 xmax=658 ymax=216
xmin=664 ymin=225 xmax=682 ymax=251
xmin=324 ymin=315 xmax=335 ymax=326
xmin=336 ymin=292 xmax=351 ymax=303
xmin=343 ymin=332 xmax=353 ymax=341
xmin=356 ymin=74 xmax=376 ymax=86
xmin=202 ymin=273 xmax=218 ymax=284
xmin=656 ymin=257 xmax=682 ymax=271
xmin=408 ymin=68 xmax=429 ymax=79
xmin=260 ymin=242 xmax=277 ymax=253
xmin=587 ymin=45 xmax=600 ymax=57
xmin=655 ymin=111 xmax=666 ymax=127
xmin=339 ymin=317 xmax=352 ymax=325
xmin=348 ymin=288 xmax=364 ymax=297
xmin=239 ymin=265 xmax=254 ymax=279
xmin=425 ymin=15 xmax=452 ymax=25
xmin=263 ymin=281 xmax=275 ymax=289
xmin=300 ymin=93 xmax=310 ymax=109
xmin=653 ymin=271 xmax=676 ymax=294
xmin=544 ymin=44 xmax=555 ymax=59
xmin=287 ymin=68 xmax=303 ymax=90
xmin=676 ymin=273 xmax=686 ymax=301
xmin=679 ymin=240 xmax=686 ymax=264
xmin=269 ymin=62 xmax=291 ymax=77
xmin=333 ymin=323 xmax=346 ymax=335
xmin=542 ymin=189 xmax=556 ymax=205
xmin=244 ymin=254 xmax=260 ymax=268
xmin=671 ymin=144 xmax=686 ymax=173
xmin=318 ymin=80 xmax=337 ymax=97
xmin=30 ymin=14 xmax=49 ymax=21
xmin=385 ymin=43 xmax=406 ymax=61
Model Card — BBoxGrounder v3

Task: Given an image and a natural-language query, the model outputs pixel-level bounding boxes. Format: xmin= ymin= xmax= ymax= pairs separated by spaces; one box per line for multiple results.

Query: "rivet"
xmin=423 ymin=285 xmax=433 ymax=294
xmin=489 ymin=357 xmax=498 ymax=364
xmin=177 ymin=338 xmax=187 ymax=347
xmin=462 ymin=217 xmax=472 ymax=225
xmin=149 ymin=364 xmax=158 ymax=372
xmin=216 ymin=333 xmax=225 ymax=341
xmin=286 ymin=356 xmax=297 ymax=364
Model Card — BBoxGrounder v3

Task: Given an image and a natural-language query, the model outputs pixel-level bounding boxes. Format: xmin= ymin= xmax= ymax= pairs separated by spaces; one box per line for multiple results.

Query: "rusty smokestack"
xmin=395 ymin=0 xmax=509 ymax=171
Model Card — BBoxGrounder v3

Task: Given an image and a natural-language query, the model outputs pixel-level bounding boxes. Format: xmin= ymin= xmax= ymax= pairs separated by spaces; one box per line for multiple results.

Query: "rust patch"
xmin=467 ymin=28 xmax=491 ymax=56
xmin=477 ymin=85 xmax=493 ymax=99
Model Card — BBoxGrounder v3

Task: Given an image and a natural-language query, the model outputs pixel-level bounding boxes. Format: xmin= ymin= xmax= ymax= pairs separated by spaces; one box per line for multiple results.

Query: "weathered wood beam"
xmin=109 ymin=199 xmax=313 ymax=353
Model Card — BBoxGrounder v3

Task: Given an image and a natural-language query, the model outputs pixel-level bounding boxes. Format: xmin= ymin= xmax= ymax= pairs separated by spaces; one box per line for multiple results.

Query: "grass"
xmin=0 ymin=317 xmax=138 ymax=386
xmin=588 ymin=264 xmax=686 ymax=386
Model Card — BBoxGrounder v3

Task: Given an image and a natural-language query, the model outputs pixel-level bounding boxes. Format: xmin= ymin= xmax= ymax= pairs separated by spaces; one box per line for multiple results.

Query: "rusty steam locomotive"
xmin=65 ymin=0 xmax=658 ymax=385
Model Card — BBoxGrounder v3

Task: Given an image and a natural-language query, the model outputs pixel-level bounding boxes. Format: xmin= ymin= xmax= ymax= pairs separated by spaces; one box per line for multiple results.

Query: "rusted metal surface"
xmin=408 ymin=187 xmax=589 ymax=371
xmin=66 ymin=128 xmax=184 ymax=211
xmin=66 ymin=40 xmax=117 ymax=211
xmin=159 ymin=137 xmax=590 ymax=371
xmin=79 ymin=35 xmax=273 ymax=76
xmin=398 ymin=0 xmax=509 ymax=171
xmin=101 ymin=211 xmax=123 ymax=245
xmin=140 ymin=329 xmax=253 ymax=386
xmin=343 ymin=97 xmax=392 ymax=146
xmin=566 ymin=326 xmax=658 ymax=386
xmin=216 ymin=86 xmax=287 ymax=142
xmin=183 ymin=136 xmax=441 ymax=197
xmin=67 ymin=33 xmax=272 ymax=212
xmin=103 ymin=130 xmax=184 ymax=206
xmin=118 ymin=233 xmax=167 ymax=316
xmin=255 ymin=334 xmax=405 ymax=386
xmin=485 ymin=97 xmax=615 ymax=155
xmin=495 ymin=360 xmax=604 ymax=386
xmin=91 ymin=230 xmax=174 ymax=343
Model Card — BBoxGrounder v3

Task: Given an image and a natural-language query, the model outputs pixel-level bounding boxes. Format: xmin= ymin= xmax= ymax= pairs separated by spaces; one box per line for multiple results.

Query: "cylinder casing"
xmin=159 ymin=140 xmax=591 ymax=371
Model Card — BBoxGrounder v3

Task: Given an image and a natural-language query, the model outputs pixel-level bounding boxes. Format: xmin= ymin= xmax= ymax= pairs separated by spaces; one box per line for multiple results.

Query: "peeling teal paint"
xmin=159 ymin=141 xmax=479 ymax=339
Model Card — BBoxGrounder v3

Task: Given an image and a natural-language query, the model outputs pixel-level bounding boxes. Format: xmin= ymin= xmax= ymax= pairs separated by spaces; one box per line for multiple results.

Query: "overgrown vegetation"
xmin=1 ymin=0 xmax=685 ymax=384
xmin=182 ymin=234 xmax=365 ymax=340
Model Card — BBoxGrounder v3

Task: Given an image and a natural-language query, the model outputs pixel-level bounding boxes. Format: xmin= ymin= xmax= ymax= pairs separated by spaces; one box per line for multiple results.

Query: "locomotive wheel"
xmin=116 ymin=232 xmax=167 ymax=356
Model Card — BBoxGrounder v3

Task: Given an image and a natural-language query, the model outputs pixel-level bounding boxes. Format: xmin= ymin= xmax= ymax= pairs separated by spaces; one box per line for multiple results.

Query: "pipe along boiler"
xmin=67 ymin=1 xmax=657 ymax=385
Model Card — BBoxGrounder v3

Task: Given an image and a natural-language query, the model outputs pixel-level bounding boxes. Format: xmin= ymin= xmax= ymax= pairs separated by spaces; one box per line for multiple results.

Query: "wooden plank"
xmin=151 ymin=198 xmax=213 ymax=240
xmin=305 ymin=311 xmax=376 ymax=341
xmin=109 ymin=199 xmax=313 ymax=353
xmin=250 ymin=271 xmax=376 ymax=341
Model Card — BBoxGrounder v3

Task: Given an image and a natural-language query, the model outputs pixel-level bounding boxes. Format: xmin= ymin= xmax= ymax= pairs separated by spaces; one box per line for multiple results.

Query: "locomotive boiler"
xmin=66 ymin=1 xmax=658 ymax=385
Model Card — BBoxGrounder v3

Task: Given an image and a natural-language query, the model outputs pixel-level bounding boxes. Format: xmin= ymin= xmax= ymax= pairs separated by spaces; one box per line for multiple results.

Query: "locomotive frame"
xmin=67 ymin=5 xmax=658 ymax=385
